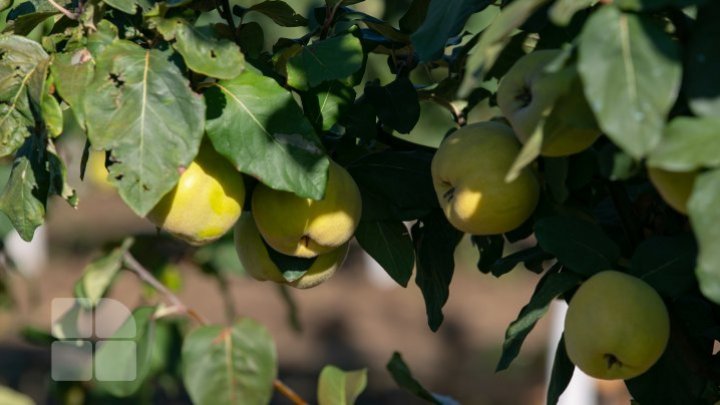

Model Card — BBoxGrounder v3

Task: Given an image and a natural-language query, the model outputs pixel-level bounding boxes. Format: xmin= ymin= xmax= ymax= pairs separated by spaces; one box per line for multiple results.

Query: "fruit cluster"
xmin=431 ymin=50 xmax=671 ymax=380
xmin=145 ymin=145 xmax=361 ymax=290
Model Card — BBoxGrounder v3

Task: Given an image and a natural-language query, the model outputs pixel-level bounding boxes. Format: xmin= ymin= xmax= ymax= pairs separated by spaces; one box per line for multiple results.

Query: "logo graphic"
xmin=50 ymin=298 xmax=137 ymax=382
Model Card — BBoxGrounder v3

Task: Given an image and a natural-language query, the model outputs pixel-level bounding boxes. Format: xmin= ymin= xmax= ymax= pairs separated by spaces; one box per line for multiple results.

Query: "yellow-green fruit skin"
xmin=431 ymin=121 xmax=540 ymax=235
xmin=497 ymin=50 xmax=600 ymax=157
xmin=647 ymin=167 xmax=699 ymax=214
xmin=564 ymin=271 xmax=670 ymax=380
xmin=147 ymin=145 xmax=245 ymax=246
xmin=251 ymin=161 xmax=362 ymax=258
xmin=233 ymin=214 xmax=348 ymax=289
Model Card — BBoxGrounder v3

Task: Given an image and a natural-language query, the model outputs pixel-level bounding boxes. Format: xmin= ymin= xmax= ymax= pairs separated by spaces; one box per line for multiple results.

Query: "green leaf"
xmin=5 ymin=11 xmax=57 ymax=36
xmin=41 ymin=76 xmax=62 ymax=137
xmin=365 ymin=77 xmax=420 ymax=134
xmin=470 ymin=235 xmax=504 ymax=275
xmin=399 ymin=0 xmax=430 ymax=34
xmin=0 ymin=35 xmax=49 ymax=158
xmin=544 ymin=157 xmax=569 ymax=203
xmin=549 ymin=0 xmax=594 ymax=26
xmin=648 ymin=116 xmax=720 ymax=172
xmin=264 ymin=240 xmax=315 ymax=282
xmin=578 ymin=6 xmax=681 ymax=159
xmin=459 ymin=0 xmax=549 ymax=97
xmin=248 ymin=0 xmax=308 ymax=27
xmin=688 ymin=169 xmax=720 ymax=304
xmin=0 ymin=1 xmax=11 ymax=12
xmin=686 ymin=2 xmax=720 ymax=117
xmin=182 ymin=319 xmax=277 ymax=405
xmin=0 ymin=136 xmax=49 ymax=241
xmin=286 ymin=33 xmax=363 ymax=90
xmin=347 ymin=150 xmax=437 ymax=222
xmin=386 ymin=352 xmax=459 ymax=405
xmin=496 ymin=269 xmax=581 ymax=371
xmin=410 ymin=0 xmax=489 ymax=62
xmin=94 ymin=306 xmax=157 ymax=397
xmin=205 ymin=69 xmax=329 ymax=200
xmin=616 ymin=0 xmax=708 ymax=11
xmin=535 ymin=216 xmax=621 ymax=276
xmin=505 ymin=122 xmax=544 ymax=182
xmin=83 ymin=39 xmax=206 ymax=216
xmin=104 ymin=0 xmax=151 ymax=14
xmin=154 ymin=18 xmax=244 ymax=80
xmin=482 ymin=245 xmax=552 ymax=277
xmin=317 ymin=365 xmax=367 ymax=405
xmin=412 ymin=210 xmax=463 ymax=331
xmin=47 ymin=140 xmax=77 ymax=207
xmin=50 ymin=49 xmax=94 ymax=128
xmin=301 ymin=80 xmax=356 ymax=132
xmin=629 ymin=235 xmax=697 ymax=299
xmin=0 ymin=385 xmax=33 ymax=405
xmin=546 ymin=335 xmax=574 ymax=405
xmin=75 ymin=238 xmax=134 ymax=307
xmin=355 ymin=220 xmax=414 ymax=287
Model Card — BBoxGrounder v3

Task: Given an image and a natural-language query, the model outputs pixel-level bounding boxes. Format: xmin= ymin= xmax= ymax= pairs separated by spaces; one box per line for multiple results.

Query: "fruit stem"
xmin=274 ymin=379 xmax=308 ymax=405
xmin=604 ymin=353 xmax=621 ymax=369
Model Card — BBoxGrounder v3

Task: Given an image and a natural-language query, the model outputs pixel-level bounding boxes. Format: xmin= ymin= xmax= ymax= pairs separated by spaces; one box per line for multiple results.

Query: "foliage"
xmin=1 ymin=0 xmax=719 ymax=403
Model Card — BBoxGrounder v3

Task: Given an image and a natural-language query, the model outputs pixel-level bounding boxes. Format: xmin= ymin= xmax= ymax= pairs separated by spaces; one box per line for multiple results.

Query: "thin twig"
xmin=123 ymin=252 xmax=210 ymax=325
xmin=47 ymin=0 xmax=78 ymax=20
xmin=217 ymin=0 xmax=238 ymax=42
xmin=124 ymin=252 xmax=308 ymax=404
xmin=273 ymin=379 xmax=308 ymax=405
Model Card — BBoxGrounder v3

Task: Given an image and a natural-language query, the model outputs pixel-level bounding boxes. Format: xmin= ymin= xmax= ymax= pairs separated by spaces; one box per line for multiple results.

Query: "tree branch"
xmin=123 ymin=252 xmax=308 ymax=405
xmin=47 ymin=0 xmax=78 ymax=20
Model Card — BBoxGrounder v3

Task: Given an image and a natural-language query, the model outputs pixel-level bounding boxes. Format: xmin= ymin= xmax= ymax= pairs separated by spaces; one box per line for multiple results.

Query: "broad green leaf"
xmin=317 ymin=365 xmax=367 ymax=405
xmin=83 ymin=39 xmax=205 ymax=216
xmin=205 ymin=69 xmax=328 ymax=200
xmin=264 ymin=240 xmax=315 ymax=282
xmin=496 ymin=269 xmax=581 ymax=371
xmin=94 ymin=306 xmax=157 ymax=397
xmin=578 ymin=6 xmax=681 ymax=159
xmin=535 ymin=216 xmax=621 ymax=276
xmin=648 ymin=117 xmax=720 ymax=173
xmin=47 ymin=139 xmax=77 ymax=207
xmin=617 ymin=0 xmax=707 ymax=11
xmin=104 ymin=0 xmax=152 ymax=14
xmin=483 ymin=245 xmax=553 ymax=277
xmin=386 ymin=352 xmax=459 ymax=405
xmin=686 ymin=2 xmax=720 ymax=117
xmin=365 ymin=77 xmax=420 ymax=134
xmin=182 ymin=319 xmax=277 ymax=405
xmin=399 ymin=0 xmax=430 ymax=34
xmin=248 ymin=0 xmax=308 ymax=27
xmin=0 ymin=136 xmax=49 ymax=241
xmin=355 ymin=220 xmax=414 ymax=287
xmin=629 ymin=235 xmax=696 ymax=299
xmin=505 ymin=122 xmax=543 ymax=182
xmin=41 ymin=76 xmax=62 ymax=137
xmin=688 ymin=169 xmax=720 ymax=304
xmin=154 ymin=18 xmax=244 ymax=80
xmin=347 ymin=150 xmax=437 ymax=221
xmin=470 ymin=235 xmax=504 ymax=275
xmin=546 ymin=335 xmax=574 ymax=405
xmin=412 ymin=210 xmax=463 ymax=331
xmin=74 ymin=238 xmax=134 ymax=307
xmin=410 ymin=0 xmax=489 ymax=62
xmin=549 ymin=0 xmax=594 ymax=26
xmin=238 ymin=22 xmax=264 ymax=59
xmin=5 ymin=11 xmax=57 ymax=36
xmin=50 ymin=49 xmax=93 ymax=128
xmin=0 ymin=35 xmax=49 ymax=157
xmin=0 ymin=385 xmax=33 ymax=405
xmin=301 ymin=81 xmax=355 ymax=132
xmin=286 ymin=33 xmax=363 ymax=90
xmin=459 ymin=0 xmax=549 ymax=97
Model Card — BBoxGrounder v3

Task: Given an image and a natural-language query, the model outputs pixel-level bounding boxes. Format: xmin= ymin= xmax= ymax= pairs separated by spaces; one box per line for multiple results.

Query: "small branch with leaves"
xmin=122 ymin=252 xmax=308 ymax=405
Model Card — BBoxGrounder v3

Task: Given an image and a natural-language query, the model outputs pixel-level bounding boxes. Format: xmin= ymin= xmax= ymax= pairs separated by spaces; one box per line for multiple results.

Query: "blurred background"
xmin=0 ymin=0 xmax=634 ymax=403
